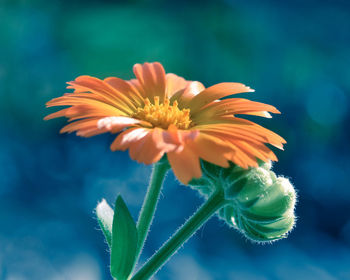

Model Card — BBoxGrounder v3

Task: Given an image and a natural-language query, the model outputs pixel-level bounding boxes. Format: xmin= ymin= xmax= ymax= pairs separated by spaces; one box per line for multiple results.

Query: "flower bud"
xmin=189 ymin=161 xmax=296 ymax=242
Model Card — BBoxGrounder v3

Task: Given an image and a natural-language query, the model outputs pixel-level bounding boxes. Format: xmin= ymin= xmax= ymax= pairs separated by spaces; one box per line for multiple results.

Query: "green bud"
xmin=189 ymin=161 xmax=297 ymax=242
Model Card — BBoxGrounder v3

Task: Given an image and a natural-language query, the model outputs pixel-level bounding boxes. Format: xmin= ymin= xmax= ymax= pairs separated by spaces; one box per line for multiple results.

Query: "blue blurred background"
xmin=1 ymin=0 xmax=350 ymax=279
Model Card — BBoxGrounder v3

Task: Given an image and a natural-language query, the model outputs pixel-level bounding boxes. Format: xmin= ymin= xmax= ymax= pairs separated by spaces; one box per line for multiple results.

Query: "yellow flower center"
xmin=133 ymin=96 xmax=192 ymax=129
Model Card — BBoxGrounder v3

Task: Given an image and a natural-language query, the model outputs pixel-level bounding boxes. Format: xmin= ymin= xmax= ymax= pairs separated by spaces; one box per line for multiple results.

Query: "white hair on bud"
xmin=96 ymin=199 xmax=114 ymax=233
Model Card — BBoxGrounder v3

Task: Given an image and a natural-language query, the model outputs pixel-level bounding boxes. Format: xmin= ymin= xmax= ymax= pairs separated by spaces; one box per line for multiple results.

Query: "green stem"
xmin=135 ymin=162 xmax=170 ymax=265
xmin=132 ymin=188 xmax=228 ymax=280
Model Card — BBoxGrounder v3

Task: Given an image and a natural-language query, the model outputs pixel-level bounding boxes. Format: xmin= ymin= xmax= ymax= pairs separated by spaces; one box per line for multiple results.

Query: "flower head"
xmin=45 ymin=62 xmax=285 ymax=184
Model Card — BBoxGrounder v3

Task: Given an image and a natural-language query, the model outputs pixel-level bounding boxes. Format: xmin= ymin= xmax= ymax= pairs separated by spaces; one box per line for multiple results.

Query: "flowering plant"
xmin=45 ymin=62 xmax=296 ymax=279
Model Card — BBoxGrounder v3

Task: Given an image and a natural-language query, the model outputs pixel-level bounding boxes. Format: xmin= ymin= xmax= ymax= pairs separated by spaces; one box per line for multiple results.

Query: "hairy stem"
xmin=134 ymin=162 xmax=170 ymax=266
xmin=132 ymin=188 xmax=227 ymax=280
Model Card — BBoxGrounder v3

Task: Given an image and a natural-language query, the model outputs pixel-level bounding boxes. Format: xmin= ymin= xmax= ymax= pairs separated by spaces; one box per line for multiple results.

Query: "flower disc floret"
xmin=133 ymin=97 xmax=192 ymax=129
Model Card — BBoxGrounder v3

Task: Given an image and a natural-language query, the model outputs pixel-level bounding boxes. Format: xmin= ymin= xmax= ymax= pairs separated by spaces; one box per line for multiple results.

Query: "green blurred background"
xmin=1 ymin=0 xmax=350 ymax=279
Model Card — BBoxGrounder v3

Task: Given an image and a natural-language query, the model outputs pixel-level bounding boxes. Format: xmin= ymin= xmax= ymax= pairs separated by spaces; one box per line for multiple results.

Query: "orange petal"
xmin=128 ymin=79 xmax=145 ymax=98
xmin=133 ymin=62 xmax=166 ymax=102
xmin=44 ymin=108 xmax=69 ymax=120
xmin=65 ymin=106 xmax=124 ymax=122
xmin=104 ymin=77 xmax=144 ymax=107
xmin=46 ymin=95 xmax=128 ymax=116
xmin=223 ymin=141 xmax=259 ymax=168
xmin=187 ymin=133 xmax=231 ymax=168
xmin=76 ymin=127 xmax=108 ymax=137
xmin=159 ymin=125 xmax=199 ymax=152
xmin=203 ymin=130 xmax=278 ymax=168
xmin=59 ymin=118 xmax=109 ymax=138
xmin=171 ymin=81 xmax=205 ymax=109
xmin=192 ymin=98 xmax=280 ymax=121
xmin=128 ymin=133 xmax=150 ymax=161
xmin=198 ymin=128 xmax=263 ymax=147
xmin=195 ymin=117 xmax=286 ymax=149
xmin=60 ymin=118 xmax=99 ymax=134
xmin=236 ymin=140 xmax=278 ymax=162
xmin=97 ymin=116 xmax=148 ymax=133
xmin=55 ymin=92 xmax=130 ymax=114
xmin=110 ymin=127 xmax=149 ymax=151
xmin=165 ymin=73 xmax=189 ymax=99
xmin=129 ymin=128 xmax=165 ymax=164
xmin=242 ymin=111 xmax=272 ymax=118
xmin=167 ymin=145 xmax=202 ymax=184
xmin=67 ymin=76 xmax=136 ymax=113
xmin=112 ymin=128 xmax=165 ymax=164
xmin=188 ymin=83 xmax=254 ymax=113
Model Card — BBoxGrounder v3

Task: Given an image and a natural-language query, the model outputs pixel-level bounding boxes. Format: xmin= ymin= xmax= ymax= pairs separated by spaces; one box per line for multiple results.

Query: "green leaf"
xmin=111 ymin=195 xmax=138 ymax=280
xmin=96 ymin=199 xmax=113 ymax=247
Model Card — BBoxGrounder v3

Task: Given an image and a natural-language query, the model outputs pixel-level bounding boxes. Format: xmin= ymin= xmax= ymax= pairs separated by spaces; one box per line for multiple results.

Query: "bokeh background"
xmin=1 ymin=0 xmax=350 ymax=279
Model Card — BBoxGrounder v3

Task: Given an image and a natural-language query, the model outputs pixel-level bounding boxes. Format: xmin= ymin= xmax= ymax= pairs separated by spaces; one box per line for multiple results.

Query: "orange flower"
xmin=45 ymin=62 xmax=285 ymax=184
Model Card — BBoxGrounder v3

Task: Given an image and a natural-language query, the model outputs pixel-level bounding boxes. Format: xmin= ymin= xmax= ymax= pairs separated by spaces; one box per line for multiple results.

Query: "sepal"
xmin=189 ymin=161 xmax=297 ymax=242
